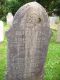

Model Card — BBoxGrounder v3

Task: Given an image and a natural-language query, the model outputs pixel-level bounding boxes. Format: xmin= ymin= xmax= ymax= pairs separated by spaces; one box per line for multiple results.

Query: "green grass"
xmin=0 ymin=25 xmax=60 ymax=80
xmin=0 ymin=39 xmax=7 ymax=80
xmin=44 ymin=42 xmax=60 ymax=80
xmin=0 ymin=23 xmax=9 ymax=80
xmin=44 ymin=30 xmax=60 ymax=80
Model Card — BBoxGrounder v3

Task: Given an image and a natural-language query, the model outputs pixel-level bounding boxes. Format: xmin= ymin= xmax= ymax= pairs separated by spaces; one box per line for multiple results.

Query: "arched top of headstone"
xmin=7 ymin=2 xmax=50 ymax=38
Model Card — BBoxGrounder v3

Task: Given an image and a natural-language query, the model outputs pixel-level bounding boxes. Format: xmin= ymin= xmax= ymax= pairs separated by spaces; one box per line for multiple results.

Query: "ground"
xmin=44 ymin=30 xmax=60 ymax=80
xmin=0 ymin=24 xmax=60 ymax=80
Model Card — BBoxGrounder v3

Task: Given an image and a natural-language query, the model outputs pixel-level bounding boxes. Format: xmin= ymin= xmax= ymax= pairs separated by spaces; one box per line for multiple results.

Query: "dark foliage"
xmin=0 ymin=0 xmax=60 ymax=21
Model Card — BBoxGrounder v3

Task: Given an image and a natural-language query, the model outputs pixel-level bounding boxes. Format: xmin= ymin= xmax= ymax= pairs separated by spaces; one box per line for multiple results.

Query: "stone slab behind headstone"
xmin=0 ymin=21 xmax=4 ymax=42
xmin=6 ymin=2 xmax=51 ymax=80
xmin=49 ymin=16 xmax=59 ymax=26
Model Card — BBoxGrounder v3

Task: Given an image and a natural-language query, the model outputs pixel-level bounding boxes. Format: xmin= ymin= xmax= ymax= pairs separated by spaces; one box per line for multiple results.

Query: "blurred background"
xmin=0 ymin=0 xmax=60 ymax=21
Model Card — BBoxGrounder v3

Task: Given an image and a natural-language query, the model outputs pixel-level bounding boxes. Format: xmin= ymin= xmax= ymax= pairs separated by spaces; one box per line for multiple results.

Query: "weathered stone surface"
xmin=6 ymin=2 xmax=51 ymax=80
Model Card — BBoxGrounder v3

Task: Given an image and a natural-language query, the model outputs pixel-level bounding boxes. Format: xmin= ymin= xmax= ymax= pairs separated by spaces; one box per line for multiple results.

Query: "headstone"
xmin=0 ymin=20 xmax=4 ymax=42
xmin=6 ymin=2 xmax=51 ymax=80
xmin=6 ymin=12 xmax=13 ymax=26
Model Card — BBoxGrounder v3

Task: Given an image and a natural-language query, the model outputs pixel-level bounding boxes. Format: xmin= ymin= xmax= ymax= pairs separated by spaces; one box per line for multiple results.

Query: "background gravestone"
xmin=6 ymin=2 xmax=51 ymax=80
xmin=0 ymin=21 xmax=4 ymax=42
xmin=49 ymin=16 xmax=59 ymax=30
xmin=56 ymin=24 xmax=60 ymax=42
xmin=6 ymin=12 xmax=14 ymax=26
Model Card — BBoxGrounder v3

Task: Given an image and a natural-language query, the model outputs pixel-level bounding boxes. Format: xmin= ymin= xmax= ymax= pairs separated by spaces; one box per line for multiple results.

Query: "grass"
xmin=44 ymin=30 xmax=60 ymax=80
xmin=0 ymin=25 xmax=60 ymax=80
xmin=0 ymin=24 xmax=9 ymax=80
xmin=44 ymin=42 xmax=60 ymax=80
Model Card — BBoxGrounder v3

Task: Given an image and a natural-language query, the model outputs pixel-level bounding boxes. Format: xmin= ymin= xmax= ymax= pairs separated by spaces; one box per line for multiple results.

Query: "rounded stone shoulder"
xmin=13 ymin=2 xmax=48 ymax=21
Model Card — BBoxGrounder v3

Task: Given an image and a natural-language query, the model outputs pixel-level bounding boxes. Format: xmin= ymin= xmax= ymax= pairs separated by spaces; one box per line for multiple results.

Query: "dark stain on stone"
xmin=38 ymin=18 xmax=41 ymax=23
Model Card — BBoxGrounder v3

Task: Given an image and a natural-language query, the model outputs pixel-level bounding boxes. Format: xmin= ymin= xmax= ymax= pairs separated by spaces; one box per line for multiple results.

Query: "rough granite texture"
xmin=6 ymin=2 xmax=51 ymax=80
